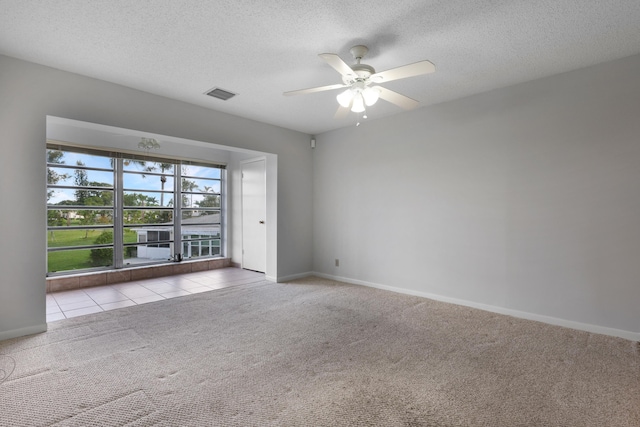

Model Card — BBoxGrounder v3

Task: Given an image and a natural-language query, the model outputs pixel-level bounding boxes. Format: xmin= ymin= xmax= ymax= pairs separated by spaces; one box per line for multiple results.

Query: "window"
xmin=46 ymin=145 xmax=224 ymax=275
xmin=180 ymin=164 xmax=222 ymax=259
xmin=147 ymin=231 xmax=171 ymax=248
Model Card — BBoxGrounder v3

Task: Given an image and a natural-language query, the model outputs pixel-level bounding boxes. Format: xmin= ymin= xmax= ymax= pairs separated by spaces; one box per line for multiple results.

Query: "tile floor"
xmin=46 ymin=267 xmax=265 ymax=323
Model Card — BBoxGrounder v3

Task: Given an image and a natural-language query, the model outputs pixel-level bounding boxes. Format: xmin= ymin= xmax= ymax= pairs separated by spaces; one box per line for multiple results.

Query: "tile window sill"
xmin=47 ymin=258 xmax=230 ymax=293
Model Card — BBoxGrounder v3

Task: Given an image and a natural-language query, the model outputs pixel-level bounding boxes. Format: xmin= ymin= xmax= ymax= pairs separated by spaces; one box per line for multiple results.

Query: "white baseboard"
xmin=275 ymin=271 xmax=314 ymax=282
xmin=311 ymin=272 xmax=640 ymax=342
xmin=0 ymin=324 xmax=47 ymax=342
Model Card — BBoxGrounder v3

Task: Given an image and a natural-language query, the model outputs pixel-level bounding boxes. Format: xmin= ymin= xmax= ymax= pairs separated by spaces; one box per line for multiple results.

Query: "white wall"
xmin=313 ymin=54 xmax=640 ymax=339
xmin=0 ymin=55 xmax=313 ymax=340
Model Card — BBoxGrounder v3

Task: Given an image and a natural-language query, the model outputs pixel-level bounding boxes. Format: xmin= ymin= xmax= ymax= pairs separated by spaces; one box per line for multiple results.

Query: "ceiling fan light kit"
xmin=337 ymin=84 xmax=381 ymax=112
xmin=351 ymin=94 xmax=366 ymax=113
xmin=362 ymin=86 xmax=381 ymax=106
xmin=138 ymin=137 xmax=161 ymax=151
xmin=284 ymin=44 xmax=435 ymax=121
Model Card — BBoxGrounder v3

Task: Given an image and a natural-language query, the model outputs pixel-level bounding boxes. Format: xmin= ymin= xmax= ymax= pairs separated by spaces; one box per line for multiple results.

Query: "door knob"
xmin=259 ymin=220 xmax=265 ymax=224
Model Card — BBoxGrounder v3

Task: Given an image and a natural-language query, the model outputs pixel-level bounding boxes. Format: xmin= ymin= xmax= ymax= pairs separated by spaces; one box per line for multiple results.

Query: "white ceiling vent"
xmin=205 ymin=87 xmax=237 ymax=101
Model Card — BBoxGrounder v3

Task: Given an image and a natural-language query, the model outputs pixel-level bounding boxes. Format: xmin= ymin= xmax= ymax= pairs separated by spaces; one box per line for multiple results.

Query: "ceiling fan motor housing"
xmin=352 ymin=63 xmax=375 ymax=77
xmin=343 ymin=63 xmax=375 ymax=85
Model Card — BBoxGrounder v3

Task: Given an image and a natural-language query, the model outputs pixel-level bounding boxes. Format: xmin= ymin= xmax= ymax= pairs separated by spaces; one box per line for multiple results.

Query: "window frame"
xmin=46 ymin=144 xmax=225 ymax=276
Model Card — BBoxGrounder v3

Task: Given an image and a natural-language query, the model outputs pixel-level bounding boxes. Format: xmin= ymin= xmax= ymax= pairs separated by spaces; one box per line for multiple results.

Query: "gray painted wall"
xmin=0 ymin=55 xmax=313 ymax=340
xmin=313 ymin=54 xmax=640 ymax=338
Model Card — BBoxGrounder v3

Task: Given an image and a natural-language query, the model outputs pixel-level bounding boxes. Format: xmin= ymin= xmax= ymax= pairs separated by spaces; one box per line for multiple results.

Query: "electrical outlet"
xmin=335 ymin=259 xmax=340 ymax=267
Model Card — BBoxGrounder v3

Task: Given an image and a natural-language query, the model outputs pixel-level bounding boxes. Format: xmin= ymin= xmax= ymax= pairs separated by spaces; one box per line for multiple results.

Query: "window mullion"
xmin=174 ymin=163 xmax=182 ymax=261
xmin=113 ymin=158 xmax=124 ymax=269
xmin=221 ymin=170 xmax=225 ymax=258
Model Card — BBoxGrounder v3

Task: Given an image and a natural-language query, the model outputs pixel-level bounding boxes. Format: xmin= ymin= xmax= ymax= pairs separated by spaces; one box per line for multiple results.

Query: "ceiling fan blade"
xmin=283 ymin=83 xmax=347 ymax=96
xmin=319 ymin=53 xmax=355 ymax=77
xmin=377 ymin=86 xmax=420 ymax=110
xmin=371 ymin=60 xmax=435 ymax=83
xmin=334 ymin=104 xmax=351 ymax=119
xmin=333 ymin=96 xmax=354 ymax=119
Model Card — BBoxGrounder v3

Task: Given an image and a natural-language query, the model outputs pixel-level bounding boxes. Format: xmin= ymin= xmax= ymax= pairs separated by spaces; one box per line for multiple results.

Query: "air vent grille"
xmin=205 ymin=87 xmax=237 ymax=101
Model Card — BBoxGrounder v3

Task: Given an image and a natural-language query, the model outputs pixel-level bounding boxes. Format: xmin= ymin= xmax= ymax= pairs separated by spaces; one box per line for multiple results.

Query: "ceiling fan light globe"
xmin=351 ymin=94 xmax=366 ymax=113
xmin=362 ymin=86 xmax=381 ymax=106
xmin=336 ymin=89 xmax=353 ymax=108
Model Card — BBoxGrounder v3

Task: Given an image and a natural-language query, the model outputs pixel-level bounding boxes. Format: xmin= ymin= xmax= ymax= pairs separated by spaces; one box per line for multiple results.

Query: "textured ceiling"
xmin=2 ymin=1 xmax=640 ymax=135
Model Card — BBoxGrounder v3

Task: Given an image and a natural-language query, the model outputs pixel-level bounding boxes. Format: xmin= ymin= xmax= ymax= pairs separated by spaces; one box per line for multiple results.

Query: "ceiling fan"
xmin=283 ymin=45 xmax=435 ymax=119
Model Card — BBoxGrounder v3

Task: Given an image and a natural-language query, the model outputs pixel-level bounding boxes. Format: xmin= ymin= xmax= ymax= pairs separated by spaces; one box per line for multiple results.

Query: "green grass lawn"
xmin=47 ymin=229 xmax=138 ymax=273
xmin=48 ymin=228 xmax=102 ymax=248
xmin=48 ymin=249 xmax=97 ymax=272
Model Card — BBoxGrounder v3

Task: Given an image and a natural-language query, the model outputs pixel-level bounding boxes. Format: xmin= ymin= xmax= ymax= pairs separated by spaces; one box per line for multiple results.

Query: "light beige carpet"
xmin=0 ymin=277 xmax=638 ymax=426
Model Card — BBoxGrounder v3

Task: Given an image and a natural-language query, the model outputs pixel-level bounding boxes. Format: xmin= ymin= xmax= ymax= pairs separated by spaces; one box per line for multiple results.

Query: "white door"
xmin=241 ymin=159 xmax=266 ymax=272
